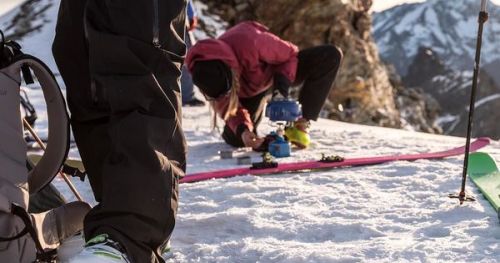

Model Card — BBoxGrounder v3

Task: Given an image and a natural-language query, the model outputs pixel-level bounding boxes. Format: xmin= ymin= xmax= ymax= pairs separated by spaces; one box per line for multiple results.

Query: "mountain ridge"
xmin=373 ymin=0 xmax=500 ymax=80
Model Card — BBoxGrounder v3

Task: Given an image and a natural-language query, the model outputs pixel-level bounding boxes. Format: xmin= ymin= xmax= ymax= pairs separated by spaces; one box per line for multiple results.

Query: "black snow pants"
xmin=52 ymin=0 xmax=187 ymax=262
xmin=222 ymin=45 xmax=343 ymax=147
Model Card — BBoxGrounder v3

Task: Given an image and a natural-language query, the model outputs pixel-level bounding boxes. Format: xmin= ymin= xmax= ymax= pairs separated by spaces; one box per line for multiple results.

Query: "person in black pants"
xmin=52 ymin=0 xmax=187 ymax=262
xmin=186 ymin=21 xmax=343 ymax=150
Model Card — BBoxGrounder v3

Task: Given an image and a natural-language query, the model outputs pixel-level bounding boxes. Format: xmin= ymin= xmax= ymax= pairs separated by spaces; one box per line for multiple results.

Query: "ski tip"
xmin=468 ymin=152 xmax=498 ymax=176
xmin=477 ymin=137 xmax=492 ymax=143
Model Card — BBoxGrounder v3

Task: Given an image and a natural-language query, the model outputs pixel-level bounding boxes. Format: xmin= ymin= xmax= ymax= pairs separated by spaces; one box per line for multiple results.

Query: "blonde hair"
xmin=211 ymin=69 xmax=240 ymax=130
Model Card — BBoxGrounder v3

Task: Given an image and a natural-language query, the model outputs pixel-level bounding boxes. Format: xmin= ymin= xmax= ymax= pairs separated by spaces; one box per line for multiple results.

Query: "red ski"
xmin=180 ymin=137 xmax=491 ymax=184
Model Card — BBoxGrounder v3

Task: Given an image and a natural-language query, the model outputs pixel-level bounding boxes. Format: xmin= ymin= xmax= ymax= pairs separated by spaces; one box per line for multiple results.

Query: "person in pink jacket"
xmin=186 ymin=21 xmax=342 ymax=150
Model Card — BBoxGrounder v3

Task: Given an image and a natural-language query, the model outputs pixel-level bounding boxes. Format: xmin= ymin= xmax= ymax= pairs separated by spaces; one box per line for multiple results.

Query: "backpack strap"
xmin=3 ymin=53 xmax=71 ymax=194
xmin=1 ymin=37 xmax=70 ymax=194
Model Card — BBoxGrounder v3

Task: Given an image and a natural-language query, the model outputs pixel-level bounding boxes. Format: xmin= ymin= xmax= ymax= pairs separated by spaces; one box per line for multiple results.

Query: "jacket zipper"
xmin=153 ymin=0 xmax=161 ymax=48
xmin=82 ymin=7 xmax=99 ymax=104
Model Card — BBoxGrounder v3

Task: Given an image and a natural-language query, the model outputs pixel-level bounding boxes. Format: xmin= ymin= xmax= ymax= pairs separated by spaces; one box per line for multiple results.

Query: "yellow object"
xmin=285 ymin=125 xmax=311 ymax=149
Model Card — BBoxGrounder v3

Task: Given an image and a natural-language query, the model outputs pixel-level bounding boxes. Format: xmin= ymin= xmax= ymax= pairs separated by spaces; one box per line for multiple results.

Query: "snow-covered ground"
xmin=29 ymin=98 xmax=500 ymax=262
xmin=8 ymin=0 xmax=499 ymax=260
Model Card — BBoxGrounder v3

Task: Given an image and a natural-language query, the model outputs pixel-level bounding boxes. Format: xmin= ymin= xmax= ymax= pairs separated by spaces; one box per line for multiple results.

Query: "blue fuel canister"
xmin=268 ymin=133 xmax=291 ymax=158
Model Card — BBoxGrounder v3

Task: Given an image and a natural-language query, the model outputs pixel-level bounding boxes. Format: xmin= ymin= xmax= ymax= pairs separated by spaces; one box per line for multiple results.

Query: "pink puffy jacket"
xmin=186 ymin=21 xmax=299 ymax=133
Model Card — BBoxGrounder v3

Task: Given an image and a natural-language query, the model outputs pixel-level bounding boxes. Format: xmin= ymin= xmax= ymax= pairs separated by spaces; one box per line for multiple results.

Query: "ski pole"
xmin=0 ymin=30 xmax=4 ymax=52
xmin=23 ymin=119 xmax=84 ymax=202
xmin=450 ymin=0 xmax=488 ymax=204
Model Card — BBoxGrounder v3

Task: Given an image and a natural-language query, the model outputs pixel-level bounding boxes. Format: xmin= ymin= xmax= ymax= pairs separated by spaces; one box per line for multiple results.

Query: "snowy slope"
xmin=373 ymin=0 xmax=500 ymax=76
xmin=8 ymin=0 xmax=500 ymax=261
xmin=41 ymin=103 xmax=500 ymax=262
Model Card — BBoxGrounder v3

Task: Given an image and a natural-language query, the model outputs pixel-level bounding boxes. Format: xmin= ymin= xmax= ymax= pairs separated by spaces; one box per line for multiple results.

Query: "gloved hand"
xmin=241 ymin=130 xmax=265 ymax=150
xmin=273 ymin=73 xmax=291 ymax=98
xmin=188 ymin=16 xmax=198 ymax=31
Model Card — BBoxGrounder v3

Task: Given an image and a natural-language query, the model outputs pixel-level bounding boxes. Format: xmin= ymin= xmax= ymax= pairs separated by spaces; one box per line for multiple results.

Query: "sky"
xmin=1 ymin=0 xmax=500 ymax=16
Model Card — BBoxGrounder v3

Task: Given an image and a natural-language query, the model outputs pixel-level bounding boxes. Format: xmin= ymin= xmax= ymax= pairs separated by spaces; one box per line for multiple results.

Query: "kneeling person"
xmin=186 ymin=21 xmax=342 ymax=150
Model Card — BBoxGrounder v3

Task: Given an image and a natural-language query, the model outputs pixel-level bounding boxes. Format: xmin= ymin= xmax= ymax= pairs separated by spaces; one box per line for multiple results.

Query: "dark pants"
xmin=52 ymin=0 xmax=187 ymax=262
xmin=223 ymin=45 xmax=343 ymax=147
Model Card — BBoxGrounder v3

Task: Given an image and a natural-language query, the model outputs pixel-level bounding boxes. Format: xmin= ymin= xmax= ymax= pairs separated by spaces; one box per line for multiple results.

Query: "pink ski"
xmin=180 ymin=137 xmax=491 ymax=184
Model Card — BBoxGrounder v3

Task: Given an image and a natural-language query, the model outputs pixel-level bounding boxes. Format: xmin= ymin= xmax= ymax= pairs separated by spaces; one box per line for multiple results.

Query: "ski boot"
xmin=285 ymin=118 xmax=311 ymax=149
xmin=68 ymin=234 xmax=173 ymax=262
xmin=161 ymin=240 xmax=173 ymax=260
xmin=68 ymin=234 xmax=130 ymax=263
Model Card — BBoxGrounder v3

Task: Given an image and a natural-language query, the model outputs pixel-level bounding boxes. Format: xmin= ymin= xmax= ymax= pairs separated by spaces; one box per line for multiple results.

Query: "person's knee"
xmin=317 ymin=45 xmax=342 ymax=76
xmin=324 ymin=44 xmax=343 ymax=64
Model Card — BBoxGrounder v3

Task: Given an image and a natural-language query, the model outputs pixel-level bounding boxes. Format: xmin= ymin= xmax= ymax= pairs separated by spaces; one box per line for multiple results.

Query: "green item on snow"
xmin=285 ymin=121 xmax=310 ymax=149
xmin=467 ymin=152 xmax=500 ymax=220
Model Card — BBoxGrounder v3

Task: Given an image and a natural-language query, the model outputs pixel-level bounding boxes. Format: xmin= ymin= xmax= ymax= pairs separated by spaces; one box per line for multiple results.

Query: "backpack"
xmin=0 ymin=29 xmax=73 ymax=262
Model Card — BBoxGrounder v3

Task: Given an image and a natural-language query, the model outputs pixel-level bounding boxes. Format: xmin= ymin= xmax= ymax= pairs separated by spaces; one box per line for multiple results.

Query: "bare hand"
xmin=241 ymin=130 xmax=265 ymax=150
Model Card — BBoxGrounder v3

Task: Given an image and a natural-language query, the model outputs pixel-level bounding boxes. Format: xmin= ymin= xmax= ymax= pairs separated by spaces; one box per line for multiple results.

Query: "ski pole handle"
xmin=481 ymin=0 xmax=487 ymax=12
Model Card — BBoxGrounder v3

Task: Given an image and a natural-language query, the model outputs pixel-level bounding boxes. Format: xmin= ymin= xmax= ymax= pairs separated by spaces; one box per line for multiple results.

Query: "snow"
xmin=424 ymin=8 xmax=447 ymax=45
xmin=474 ymin=93 xmax=500 ymax=108
xmin=456 ymin=17 xmax=480 ymax=40
xmin=33 ymin=103 xmax=500 ymax=262
xmin=435 ymin=114 xmax=459 ymax=127
xmin=393 ymin=4 xmax=425 ymax=34
xmin=9 ymin=0 xmax=500 ymax=261
xmin=194 ymin=2 xmax=227 ymax=37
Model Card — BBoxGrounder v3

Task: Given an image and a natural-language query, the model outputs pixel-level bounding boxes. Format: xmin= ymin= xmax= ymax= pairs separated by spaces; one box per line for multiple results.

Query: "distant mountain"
xmin=404 ymin=47 xmax=500 ymax=138
xmin=373 ymin=0 xmax=500 ymax=84
xmin=373 ymin=0 xmax=500 ymax=139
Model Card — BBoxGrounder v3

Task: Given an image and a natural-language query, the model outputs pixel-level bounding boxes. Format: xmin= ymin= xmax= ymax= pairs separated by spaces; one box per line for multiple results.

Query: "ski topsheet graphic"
xmin=180 ymin=138 xmax=491 ymax=184
xmin=467 ymin=152 xmax=500 ymax=220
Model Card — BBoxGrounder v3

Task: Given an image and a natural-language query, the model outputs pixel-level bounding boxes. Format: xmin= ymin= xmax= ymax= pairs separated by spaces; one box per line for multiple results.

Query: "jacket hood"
xmin=186 ymin=39 xmax=240 ymax=74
